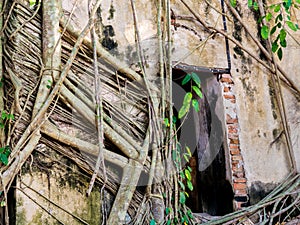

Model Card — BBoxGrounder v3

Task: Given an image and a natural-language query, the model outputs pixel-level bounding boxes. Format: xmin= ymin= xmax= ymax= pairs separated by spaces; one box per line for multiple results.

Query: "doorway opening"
xmin=173 ymin=67 xmax=233 ymax=216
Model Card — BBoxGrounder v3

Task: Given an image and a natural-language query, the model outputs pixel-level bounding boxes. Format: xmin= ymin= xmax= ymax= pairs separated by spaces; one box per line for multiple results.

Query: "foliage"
xmin=165 ymin=73 xmax=201 ymax=224
xmin=0 ymin=146 xmax=11 ymax=166
xmin=0 ymin=110 xmax=14 ymax=129
xmin=178 ymin=72 xmax=202 ymax=119
xmin=231 ymin=0 xmax=300 ymax=60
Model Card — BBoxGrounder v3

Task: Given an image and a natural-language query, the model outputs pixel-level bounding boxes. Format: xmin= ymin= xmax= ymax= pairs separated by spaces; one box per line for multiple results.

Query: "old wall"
xmin=226 ymin=1 xmax=300 ymax=204
xmin=14 ymin=0 xmax=300 ymax=220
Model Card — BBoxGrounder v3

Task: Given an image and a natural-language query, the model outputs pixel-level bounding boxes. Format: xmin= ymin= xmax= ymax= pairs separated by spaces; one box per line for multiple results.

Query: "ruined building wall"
xmin=13 ymin=0 xmax=300 ymax=222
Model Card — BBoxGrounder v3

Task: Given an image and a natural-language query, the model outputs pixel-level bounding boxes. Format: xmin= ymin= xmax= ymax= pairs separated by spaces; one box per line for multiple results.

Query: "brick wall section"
xmin=220 ymin=74 xmax=249 ymax=210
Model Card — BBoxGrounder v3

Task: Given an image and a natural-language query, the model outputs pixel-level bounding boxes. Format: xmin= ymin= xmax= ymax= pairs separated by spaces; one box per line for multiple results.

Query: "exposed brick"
xmin=233 ymin=182 xmax=247 ymax=190
xmin=220 ymin=77 xmax=234 ymax=83
xmin=224 ymin=94 xmax=235 ymax=100
xmin=228 ymin=124 xmax=238 ymax=129
xmin=234 ymin=178 xmax=247 ymax=183
xmin=229 ymin=144 xmax=239 ymax=149
xmin=226 ymin=114 xmax=238 ymax=125
xmin=232 ymin=155 xmax=243 ymax=161
xmin=232 ymin=164 xmax=244 ymax=173
xmin=230 ymin=138 xmax=239 ymax=144
xmin=228 ymin=126 xmax=238 ymax=133
xmin=230 ymin=149 xmax=240 ymax=155
xmin=223 ymin=87 xmax=230 ymax=92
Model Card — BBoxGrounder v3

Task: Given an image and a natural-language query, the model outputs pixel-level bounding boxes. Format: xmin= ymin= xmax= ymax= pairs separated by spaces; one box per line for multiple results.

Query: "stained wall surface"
xmin=14 ymin=0 xmax=300 ymax=220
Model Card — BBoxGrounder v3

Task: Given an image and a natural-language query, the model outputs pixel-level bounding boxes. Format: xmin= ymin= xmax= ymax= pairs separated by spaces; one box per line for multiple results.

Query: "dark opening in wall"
xmin=173 ymin=67 xmax=233 ymax=216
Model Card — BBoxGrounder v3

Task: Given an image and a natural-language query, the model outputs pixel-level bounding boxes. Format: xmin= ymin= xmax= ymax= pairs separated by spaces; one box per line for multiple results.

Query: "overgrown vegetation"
xmin=0 ymin=0 xmax=299 ymax=224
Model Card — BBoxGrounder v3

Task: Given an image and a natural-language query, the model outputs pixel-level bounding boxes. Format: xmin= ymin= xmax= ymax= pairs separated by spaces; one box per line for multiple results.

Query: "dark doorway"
xmin=173 ymin=67 xmax=233 ymax=216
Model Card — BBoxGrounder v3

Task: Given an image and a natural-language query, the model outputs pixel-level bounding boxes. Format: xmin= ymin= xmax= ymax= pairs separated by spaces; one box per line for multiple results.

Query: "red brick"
xmin=228 ymin=126 xmax=238 ymax=133
xmin=230 ymin=144 xmax=239 ymax=149
xmin=220 ymin=77 xmax=234 ymax=83
xmin=234 ymin=178 xmax=247 ymax=183
xmin=233 ymin=182 xmax=247 ymax=190
xmin=228 ymin=124 xmax=238 ymax=129
xmin=230 ymin=138 xmax=239 ymax=144
xmin=232 ymin=155 xmax=243 ymax=161
xmin=224 ymin=94 xmax=235 ymax=99
xmin=223 ymin=87 xmax=230 ymax=92
xmin=230 ymin=149 xmax=240 ymax=155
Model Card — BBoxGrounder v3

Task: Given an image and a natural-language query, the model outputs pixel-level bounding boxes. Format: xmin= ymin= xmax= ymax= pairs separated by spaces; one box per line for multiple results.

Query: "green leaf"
xmin=277 ymin=47 xmax=283 ymax=60
xmin=0 ymin=201 xmax=6 ymax=207
xmin=286 ymin=21 xmax=298 ymax=31
xmin=272 ymin=41 xmax=279 ymax=52
xmin=166 ymin=207 xmax=171 ymax=215
xmin=230 ymin=0 xmax=237 ymax=7
xmin=261 ymin=25 xmax=269 ymax=39
xmin=185 ymin=169 xmax=192 ymax=181
xmin=279 ymin=29 xmax=287 ymax=42
xmin=275 ymin=14 xmax=283 ymax=23
xmin=187 ymin=180 xmax=193 ymax=191
xmin=172 ymin=116 xmax=177 ymax=124
xmin=179 ymin=192 xmax=186 ymax=204
xmin=150 ymin=219 xmax=156 ymax=225
xmin=187 ymin=166 xmax=192 ymax=172
xmin=248 ymin=0 xmax=253 ymax=7
xmin=183 ymin=92 xmax=193 ymax=105
xmin=180 ymin=171 xmax=185 ymax=179
xmin=192 ymin=86 xmax=203 ymax=98
xmin=29 ymin=0 xmax=36 ymax=8
xmin=253 ymin=2 xmax=258 ymax=11
xmin=1 ymin=111 xmax=7 ymax=120
xmin=187 ymin=209 xmax=194 ymax=219
xmin=257 ymin=16 xmax=264 ymax=24
xmin=178 ymin=92 xmax=192 ymax=119
xmin=192 ymin=99 xmax=199 ymax=112
xmin=185 ymin=192 xmax=189 ymax=197
xmin=178 ymin=105 xmax=189 ymax=119
xmin=183 ymin=154 xmax=189 ymax=162
xmin=164 ymin=118 xmax=169 ymax=127
xmin=266 ymin=12 xmax=273 ymax=22
xmin=0 ymin=154 xmax=8 ymax=165
xmin=270 ymin=26 xmax=277 ymax=35
xmin=191 ymin=72 xmax=201 ymax=87
xmin=274 ymin=4 xmax=281 ymax=12
xmin=277 ymin=22 xmax=282 ymax=28
xmin=181 ymin=74 xmax=191 ymax=85
xmin=280 ymin=39 xmax=287 ymax=48
xmin=296 ymin=0 xmax=300 ymax=3
xmin=167 ymin=219 xmax=171 ymax=225
xmin=186 ymin=146 xmax=192 ymax=157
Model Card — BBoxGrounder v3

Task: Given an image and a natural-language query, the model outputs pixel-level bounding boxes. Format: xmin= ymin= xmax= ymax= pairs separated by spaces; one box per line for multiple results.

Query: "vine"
xmin=231 ymin=0 xmax=300 ymax=60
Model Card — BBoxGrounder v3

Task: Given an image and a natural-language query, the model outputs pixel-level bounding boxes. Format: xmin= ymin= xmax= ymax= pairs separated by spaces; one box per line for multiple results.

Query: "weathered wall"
xmin=226 ymin=1 xmax=300 ymax=204
xmin=14 ymin=0 xmax=300 ymax=220
xmin=16 ymin=145 xmax=104 ymax=225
